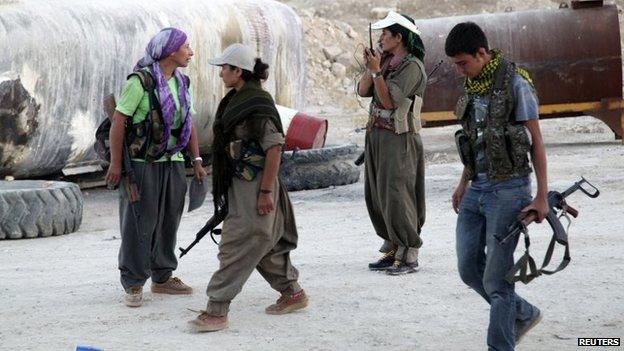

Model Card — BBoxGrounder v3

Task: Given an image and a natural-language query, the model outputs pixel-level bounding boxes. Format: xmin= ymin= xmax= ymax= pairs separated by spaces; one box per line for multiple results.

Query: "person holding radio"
xmin=357 ymin=11 xmax=427 ymax=275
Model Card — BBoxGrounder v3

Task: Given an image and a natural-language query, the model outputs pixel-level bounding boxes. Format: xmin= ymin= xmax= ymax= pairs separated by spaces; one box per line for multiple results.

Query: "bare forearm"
xmin=358 ymin=73 xmax=373 ymax=97
xmin=526 ymin=120 xmax=548 ymax=198
xmin=373 ymin=77 xmax=394 ymax=110
xmin=531 ymin=140 xmax=548 ymax=198
xmin=458 ymin=167 xmax=470 ymax=187
xmin=260 ymin=145 xmax=281 ymax=191
xmin=188 ymin=124 xmax=200 ymax=158
xmin=109 ymin=112 xmax=127 ymax=166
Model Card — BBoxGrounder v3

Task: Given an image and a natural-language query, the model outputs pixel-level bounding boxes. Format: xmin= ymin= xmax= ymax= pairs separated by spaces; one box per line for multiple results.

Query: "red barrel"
xmin=284 ymin=113 xmax=328 ymax=151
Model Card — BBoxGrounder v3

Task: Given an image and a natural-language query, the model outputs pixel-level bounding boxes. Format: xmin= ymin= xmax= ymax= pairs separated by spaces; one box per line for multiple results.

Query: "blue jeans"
xmin=456 ymin=179 xmax=537 ymax=351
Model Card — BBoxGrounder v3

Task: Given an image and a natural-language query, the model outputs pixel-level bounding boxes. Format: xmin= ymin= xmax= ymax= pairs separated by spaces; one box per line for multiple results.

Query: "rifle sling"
xmin=505 ymin=222 xmax=571 ymax=284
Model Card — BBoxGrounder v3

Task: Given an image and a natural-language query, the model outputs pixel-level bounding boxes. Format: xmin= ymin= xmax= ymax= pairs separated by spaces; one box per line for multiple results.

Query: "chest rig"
xmin=454 ymin=59 xmax=533 ymax=182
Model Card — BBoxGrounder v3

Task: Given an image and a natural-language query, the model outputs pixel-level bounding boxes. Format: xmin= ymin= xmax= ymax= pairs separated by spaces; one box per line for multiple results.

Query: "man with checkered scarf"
xmin=446 ymin=22 xmax=549 ymax=351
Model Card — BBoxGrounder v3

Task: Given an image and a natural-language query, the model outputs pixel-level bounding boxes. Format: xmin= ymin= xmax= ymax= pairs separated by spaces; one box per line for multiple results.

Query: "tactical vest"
xmin=125 ymin=69 xmax=189 ymax=161
xmin=368 ymin=55 xmax=427 ymax=134
xmin=454 ymin=59 xmax=532 ymax=182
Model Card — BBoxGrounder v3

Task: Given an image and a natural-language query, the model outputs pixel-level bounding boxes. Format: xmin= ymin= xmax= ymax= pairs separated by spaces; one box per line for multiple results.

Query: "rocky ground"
xmin=279 ymin=0 xmax=624 ymax=117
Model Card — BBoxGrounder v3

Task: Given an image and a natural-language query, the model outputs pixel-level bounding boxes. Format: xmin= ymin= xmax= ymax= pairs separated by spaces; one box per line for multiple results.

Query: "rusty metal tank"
xmin=0 ymin=0 xmax=304 ymax=178
xmin=415 ymin=2 xmax=624 ymax=140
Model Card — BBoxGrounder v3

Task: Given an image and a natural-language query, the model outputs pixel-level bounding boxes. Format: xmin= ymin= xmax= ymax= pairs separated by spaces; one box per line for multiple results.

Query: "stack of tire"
xmin=0 ymin=180 xmax=83 ymax=239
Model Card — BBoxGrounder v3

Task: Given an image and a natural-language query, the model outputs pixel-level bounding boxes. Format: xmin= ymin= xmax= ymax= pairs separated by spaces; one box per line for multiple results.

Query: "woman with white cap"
xmin=189 ymin=43 xmax=307 ymax=332
xmin=357 ymin=12 xmax=427 ymax=275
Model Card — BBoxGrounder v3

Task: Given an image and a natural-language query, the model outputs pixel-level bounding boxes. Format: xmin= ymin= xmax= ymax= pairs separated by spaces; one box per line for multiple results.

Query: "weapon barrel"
xmin=354 ymin=152 xmax=365 ymax=166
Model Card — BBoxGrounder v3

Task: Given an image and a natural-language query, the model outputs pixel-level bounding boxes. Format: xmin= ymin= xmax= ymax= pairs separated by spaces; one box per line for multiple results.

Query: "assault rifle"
xmin=103 ymin=95 xmax=140 ymax=202
xmin=178 ymin=207 xmax=227 ymax=258
xmin=502 ymin=177 xmax=600 ymax=284
xmin=103 ymin=95 xmax=142 ymax=236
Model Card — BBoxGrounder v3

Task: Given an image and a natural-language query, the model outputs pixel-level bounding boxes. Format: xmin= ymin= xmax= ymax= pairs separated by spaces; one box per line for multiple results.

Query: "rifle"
xmin=103 ymin=95 xmax=142 ymax=235
xmin=178 ymin=207 xmax=227 ymax=258
xmin=502 ymin=177 xmax=600 ymax=284
xmin=354 ymin=152 xmax=365 ymax=166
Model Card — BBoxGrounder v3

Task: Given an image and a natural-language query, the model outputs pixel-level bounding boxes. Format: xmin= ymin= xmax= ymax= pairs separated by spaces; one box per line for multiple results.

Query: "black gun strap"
xmin=210 ymin=228 xmax=222 ymax=245
xmin=505 ymin=224 xmax=571 ymax=285
xmin=493 ymin=58 xmax=509 ymax=92
xmin=505 ymin=249 xmax=541 ymax=284
xmin=539 ymin=235 xmax=571 ymax=275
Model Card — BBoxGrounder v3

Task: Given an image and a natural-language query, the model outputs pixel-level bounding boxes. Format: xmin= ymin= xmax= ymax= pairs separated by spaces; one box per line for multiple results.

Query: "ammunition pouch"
xmin=227 ymin=139 xmax=265 ymax=181
xmin=454 ymin=129 xmax=474 ymax=168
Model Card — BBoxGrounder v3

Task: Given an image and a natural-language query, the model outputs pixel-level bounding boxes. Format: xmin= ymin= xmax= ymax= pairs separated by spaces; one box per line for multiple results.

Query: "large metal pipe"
xmin=415 ymin=3 xmax=624 ymax=140
xmin=2 ymin=2 xmax=622 ymax=179
xmin=0 ymin=0 xmax=304 ymax=178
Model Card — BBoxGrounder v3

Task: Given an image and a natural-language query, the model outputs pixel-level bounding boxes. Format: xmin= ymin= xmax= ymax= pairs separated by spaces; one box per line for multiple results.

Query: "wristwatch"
xmin=371 ymin=71 xmax=382 ymax=79
xmin=193 ymin=156 xmax=203 ymax=164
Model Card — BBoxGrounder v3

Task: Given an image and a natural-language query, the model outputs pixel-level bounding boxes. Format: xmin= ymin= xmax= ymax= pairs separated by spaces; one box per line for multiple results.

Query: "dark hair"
xmin=241 ymin=58 xmax=269 ymax=82
xmin=445 ymin=22 xmax=489 ymax=57
xmin=386 ymin=14 xmax=425 ymax=61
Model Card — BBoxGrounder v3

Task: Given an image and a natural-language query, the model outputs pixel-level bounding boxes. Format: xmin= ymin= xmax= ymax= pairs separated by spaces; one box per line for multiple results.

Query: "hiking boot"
xmin=515 ymin=307 xmax=543 ymax=344
xmin=265 ymin=289 xmax=309 ymax=315
xmin=368 ymin=250 xmax=396 ymax=271
xmin=188 ymin=312 xmax=228 ymax=333
xmin=385 ymin=260 xmax=418 ymax=275
xmin=151 ymin=277 xmax=193 ymax=295
xmin=124 ymin=286 xmax=143 ymax=307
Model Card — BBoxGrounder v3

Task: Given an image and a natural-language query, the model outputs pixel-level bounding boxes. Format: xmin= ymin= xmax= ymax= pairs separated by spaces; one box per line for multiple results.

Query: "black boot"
xmin=368 ymin=250 xmax=395 ymax=271
xmin=386 ymin=260 xmax=419 ymax=275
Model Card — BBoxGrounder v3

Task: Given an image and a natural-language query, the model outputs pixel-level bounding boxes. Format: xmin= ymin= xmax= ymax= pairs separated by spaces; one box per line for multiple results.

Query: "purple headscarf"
xmin=134 ymin=27 xmax=193 ymax=156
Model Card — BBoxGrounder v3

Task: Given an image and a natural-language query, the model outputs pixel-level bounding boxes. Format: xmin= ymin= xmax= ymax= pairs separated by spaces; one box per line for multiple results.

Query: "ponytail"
xmin=241 ymin=58 xmax=269 ymax=82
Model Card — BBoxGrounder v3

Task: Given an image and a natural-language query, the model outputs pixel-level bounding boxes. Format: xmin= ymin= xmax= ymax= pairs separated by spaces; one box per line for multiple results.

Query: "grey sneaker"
xmin=151 ymin=277 xmax=193 ymax=295
xmin=368 ymin=250 xmax=396 ymax=271
xmin=386 ymin=260 xmax=419 ymax=275
xmin=516 ymin=307 xmax=543 ymax=344
xmin=124 ymin=286 xmax=143 ymax=307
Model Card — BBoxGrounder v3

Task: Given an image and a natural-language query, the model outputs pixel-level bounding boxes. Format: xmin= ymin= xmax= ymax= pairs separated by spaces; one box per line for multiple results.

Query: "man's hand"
xmin=521 ymin=195 xmax=549 ymax=223
xmin=257 ymin=192 xmax=274 ymax=216
xmin=105 ymin=161 xmax=122 ymax=187
xmin=452 ymin=182 xmax=467 ymax=214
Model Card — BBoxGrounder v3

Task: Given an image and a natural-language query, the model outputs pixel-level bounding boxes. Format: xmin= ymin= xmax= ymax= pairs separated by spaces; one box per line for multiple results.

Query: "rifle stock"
xmin=354 ymin=152 xmax=365 ymax=166
xmin=103 ymin=94 xmax=140 ymax=203
xmin=103 ymin=94 xmax=116 ymax=121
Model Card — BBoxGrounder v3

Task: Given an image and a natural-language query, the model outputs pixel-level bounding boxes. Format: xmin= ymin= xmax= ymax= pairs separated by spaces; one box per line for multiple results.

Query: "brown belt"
xmin=371 ymin=115 xmax=395 ymax=132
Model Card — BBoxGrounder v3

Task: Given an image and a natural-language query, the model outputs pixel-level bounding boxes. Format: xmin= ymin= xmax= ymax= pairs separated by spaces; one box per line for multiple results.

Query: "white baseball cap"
xmin=371 ymin=11 xmax=421 ymax=35
xmin=208 ymin=43 xmax=255 ymax=72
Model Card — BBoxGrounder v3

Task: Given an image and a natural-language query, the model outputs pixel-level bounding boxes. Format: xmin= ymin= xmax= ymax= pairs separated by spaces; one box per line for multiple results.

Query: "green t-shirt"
xmin=116 ymin=72 xmax=195 ymax=162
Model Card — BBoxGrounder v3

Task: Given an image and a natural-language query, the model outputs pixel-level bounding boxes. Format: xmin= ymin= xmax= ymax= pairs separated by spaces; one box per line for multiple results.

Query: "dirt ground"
xmin=2 ymin=0 xmax=624 ymax=350
xmin=1 ymin=116 xmax=623 ymax=350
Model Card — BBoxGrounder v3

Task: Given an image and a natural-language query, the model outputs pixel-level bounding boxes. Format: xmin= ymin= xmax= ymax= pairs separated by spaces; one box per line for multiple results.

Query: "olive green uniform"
xmin=205 ymin=120 xmax=301 ymax=316
xmin=364 ymin=56 xmax=427 ymax=264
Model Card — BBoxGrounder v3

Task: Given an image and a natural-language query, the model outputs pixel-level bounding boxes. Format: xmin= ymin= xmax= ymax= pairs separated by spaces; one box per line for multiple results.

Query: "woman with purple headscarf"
xmin=105 ymin=27 xmax=206 ymax=308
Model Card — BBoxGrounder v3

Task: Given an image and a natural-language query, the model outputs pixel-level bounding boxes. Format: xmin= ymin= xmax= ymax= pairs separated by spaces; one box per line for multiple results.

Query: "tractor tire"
xmin=0 ymin=180 xmax=83 ymax=239
xmin=280 ymin=144 xmax=361 ymax=191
